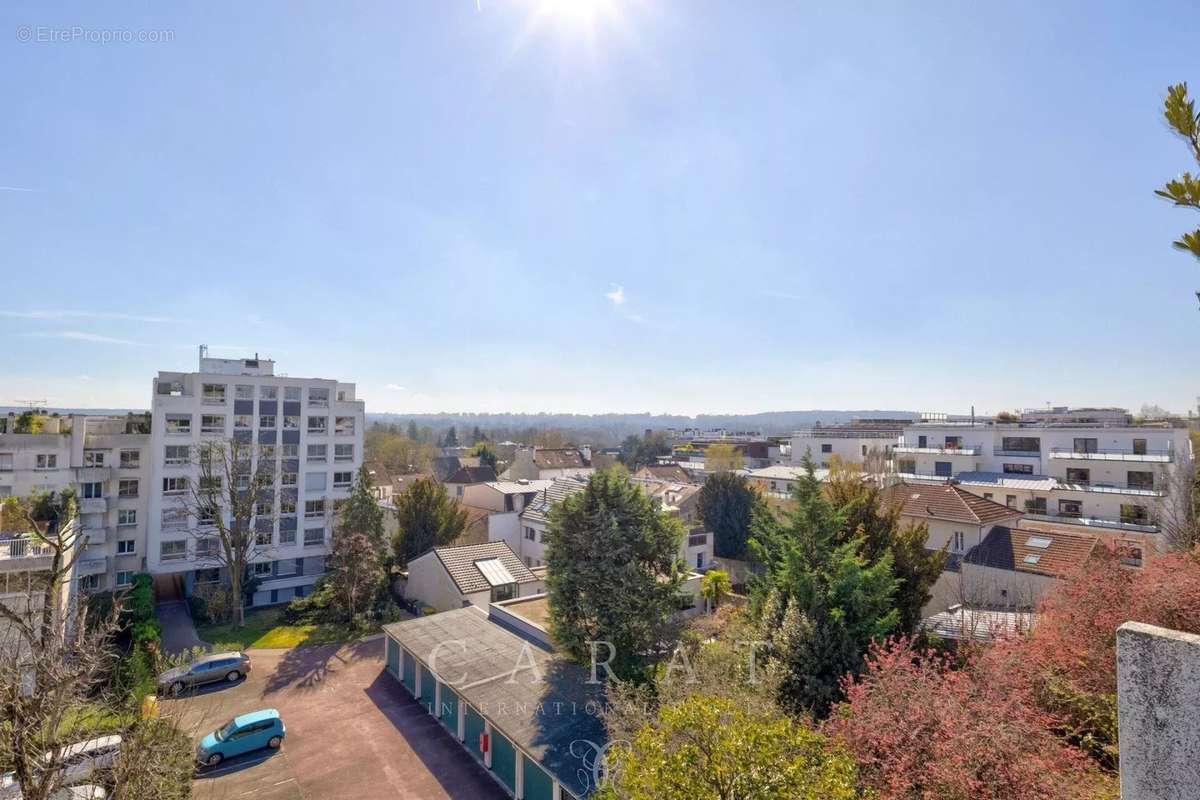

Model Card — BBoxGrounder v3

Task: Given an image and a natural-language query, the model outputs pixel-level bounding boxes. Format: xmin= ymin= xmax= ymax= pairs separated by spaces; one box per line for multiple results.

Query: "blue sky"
xmin=2 ymin=1 xmax=1198 ymax=416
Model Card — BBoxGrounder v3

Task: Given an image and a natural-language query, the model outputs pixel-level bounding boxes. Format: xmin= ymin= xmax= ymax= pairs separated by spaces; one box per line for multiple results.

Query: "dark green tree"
xmin=696 ymin=472 xmax=762 ymax=559
xmin=338 ymin=465 xmax=387 ymax=553
xmin=470 ymin=443 xmax=498 ymax=472
xmin=391 ymin=477 xmax=468 ymax=566
xmin=441 ymin=426 xmax=459 ymax=448
xmin=545 ymin=471 xmax=684 ymax=682
xmin=749 ymin=457 xmax=899 ymax=717
xmin=1157 ymin=82 xmax=1200 ymax=307
xmin=619 ymin=433 xmax=671 ymax=471
xmin=406 ymin=420 xmax=419 ymax=440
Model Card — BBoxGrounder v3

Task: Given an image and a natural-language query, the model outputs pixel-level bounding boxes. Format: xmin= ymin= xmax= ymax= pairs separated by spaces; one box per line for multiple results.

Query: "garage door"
xmin=464 ymin=707 xmax=485 ymax=762
xmin=522 ymin=754 xmax=554 ymax=800
xmin=402 ymin=649 xmax=416 ymax=694
xmin=385 ymin=637 xmax=400 ymax=677
xmin=419 ymin=665 xmax=436 ymax=713
xmin=438 ymin=684 xmax=458 ymax=734
xmin=489 ymin=728 xmax=516 ymax=792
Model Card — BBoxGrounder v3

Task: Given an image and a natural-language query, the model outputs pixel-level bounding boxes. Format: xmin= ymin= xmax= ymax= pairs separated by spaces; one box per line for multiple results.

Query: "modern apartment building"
xmin=790 ymin=418 xmax=912 ymax=468
xmin=895 ymin=408 xmax=1194 ymax=536
xmin=147 ymin=349 xmax=364 ymax=607
xmin=0 ymin=413 xmax=151 ymax=597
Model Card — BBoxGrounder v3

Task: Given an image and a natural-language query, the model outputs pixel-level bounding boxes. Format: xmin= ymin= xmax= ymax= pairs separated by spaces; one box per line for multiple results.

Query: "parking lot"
xmin=162 ymin=637 xmax=509 ymax=800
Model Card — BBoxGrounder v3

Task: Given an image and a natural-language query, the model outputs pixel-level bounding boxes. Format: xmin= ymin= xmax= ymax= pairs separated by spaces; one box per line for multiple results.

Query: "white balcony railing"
xmin=1048 ymin=447 xmax=1173 ymax=463
xmin=78 ymin=497 xmax=108 ymax=515
xmin=0 ymin=537 xmax=52 ymax=561
xmin=893 ymin=444 xmax=981 ymax=456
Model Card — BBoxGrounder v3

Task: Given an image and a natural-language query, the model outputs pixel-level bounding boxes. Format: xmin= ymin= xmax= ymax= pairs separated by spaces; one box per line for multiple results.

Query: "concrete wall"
xmin=1117 ymin=621 xmax=1200 ymax=799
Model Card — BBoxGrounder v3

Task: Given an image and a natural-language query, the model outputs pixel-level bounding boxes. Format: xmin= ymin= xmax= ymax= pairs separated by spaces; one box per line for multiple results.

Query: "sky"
xmin=2 ymin=1 xmax=1199 ymax=417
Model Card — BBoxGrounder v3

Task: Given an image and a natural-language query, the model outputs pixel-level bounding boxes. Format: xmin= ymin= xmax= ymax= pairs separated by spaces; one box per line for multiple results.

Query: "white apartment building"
xmin=148 ymin=350 xmax=365 ymax=607
xmin=0 ymin=413 xmax=151 ymax=597
xmin=790 ymin=420 xmax=909 ymax=468
xmin=895 ymin=408 xmax=1193 ymax=536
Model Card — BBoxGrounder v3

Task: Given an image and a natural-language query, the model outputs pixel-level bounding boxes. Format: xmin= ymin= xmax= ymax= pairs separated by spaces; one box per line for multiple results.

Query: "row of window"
xmin=163 ymin=443 xmax=355 ymax=467
xmin=160 ymin=497 xmax=347 ymax=529
xmin=165 ymin=413 xmax=355 ymax=435
xmin=1 ymin=449 xmax=143 ymax=471
xmin=161 ymin=527 xmax=328 ymax=561
xmin=201 ymin=383 xmax=331 ymax=405
xmin=160 ymin=472 xmax=354 ymax=497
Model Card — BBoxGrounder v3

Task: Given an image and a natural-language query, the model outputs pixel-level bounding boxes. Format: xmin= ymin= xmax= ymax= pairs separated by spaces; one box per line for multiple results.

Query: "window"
xmin=304 ymin=527 xmax=325 ymax=546
xmin=1000 ymin=436 xmax=1040 ymax=453
xmin=307 ymin=444 xmax=327 ymax=463
xmin=305 ymin=472 xmax=327 ymax=492
xmin=79 ymin=574 xmax=100 ymax=592
xmin=897 ymin=459 xmax=916 ymax=474
xmin=688 ymin=532 xmax=708 ymax=548
xmin=259 ymin=385 xmax=278 ymax=400
xmin=820 ymin=443 xmax=833 ymax=454
xmin=199 ymin=507 xmax=217 ymax=526
xmin=952 ymin=531 xmax=964 ymax=552
xmin=201 ymin=414 xmax=225 ymax=434
xmin=195 ymin=538 xmax=218 ymax=558
xmin=1024 ymin=497 xmax=1048 ymax=514
xmin=260 ymin=444 xmax=277 ymax=460
xmin=0 ymin=454 xmax=12 ymax=472
xmin=81 ymin=482 xmax=103 ymax=499
xmin=234 ymin=414 xmax=252 ymax=429
xmin=1073 ymin=437 xmax=1098 ymax=454
xmin=307 ymin=416 xmax=328 ymax=434
xmin=281 ymin=472 xmax=298 ymax=487
xmin=199 ymin=475 xmax=222 ymax=493
xmin=280 ymin=497 xmax=297 ymax=515
xmin=1127 ymin=471 xmax=1155 ymax=491
xmin=162 ymin=477 xmax=188 ymax=495
xmin=1121 ymin=504 xmax=1150 ymax=524
xmin=253 ymin=561 xmax=272 ymax=576
xmin=117 ymin=538 xmax=136 ymax=554
xmin=164 ymin=445 xmax=190 ymax=466
xmin=282 ymin=415 xmax=300 ymax=429
xmin=118 ymin=509 xmax=137 ymax=527
xmin=1006 ymin=495 xmax=1017 ymax=507
xmin=160 ymin=540 xmax=187 ymax=561
xmin=490 ymin=583 xmax=517 ymax=603
xmin=235 ymin=474 xmax=251 ymax=491
xmin=195 ymin=567 xmax=220 ymax=584
xmin=945 ymin=436 xmax=962 ymax=449
xmin=308 ymin=388 xmax=329 ymax=407
xmin=279 ymin=528 xmax=296 ymax=545
xmin=84 ymin=450 xmax=106 ymax=467
xmin=259 ymin=415 xmax=276 ymax=429
xmin=235 ymin=384 xmax=254 ymax=400
xmin=161 ymin=508 xmax=188 ymax=529
xmin=284 ymin=386 xmax=301 ymax=401
xmin=116 ymin=571 xmax=133 ymax=587
xmin=254 ymin=500 xmax=273 ymax=517
xmin=1003 ymin=463 xmax=1034 ymax=475
xmin=1119 ymin=541 xmax=1144 ymax=567
xmin=256 ymin=531 xmax=272 ymax=547
xmin=120 ymin=449 xmax=140 ymax=469
xmin=280 ymin=444 xmax=298 ymax=458
xmin=525 ymin=527 xmax=536 ymax=540
xmin=118 ymin=479 xmax=139 ymax=498
xmin=934 ymin=461 xmax=952 ymax=477
xmin=305 ymin=499 xmax=326 ymax=519
xmin=165 ymin=414 xmax=192 ymax=434
xmin=333 ymin=471 xmax=353 ymax=489
xmin=1132 ymin=439 xmax=1148 ymax=456
xmin=202 ymin=383 xmax=227 ymax=404
xmin=36 ymin=453 xmax=57 ymax=470
xmin=1058 ymin=499 xmax=1083 ymax=518
xmin=335 ymin=417 xmax=355 ymax=436
xmin=334 ymin=444 xmax=354 ymax=463
xmin=1065 ymin=468 xmax=1090 ymax=484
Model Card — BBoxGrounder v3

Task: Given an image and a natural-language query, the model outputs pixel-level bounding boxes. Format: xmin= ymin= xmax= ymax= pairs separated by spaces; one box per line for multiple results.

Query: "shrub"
xmin=111 ymin=718 xmax=194 ymax=800
xmin=282 ymin=578 xmax=336 ymax=624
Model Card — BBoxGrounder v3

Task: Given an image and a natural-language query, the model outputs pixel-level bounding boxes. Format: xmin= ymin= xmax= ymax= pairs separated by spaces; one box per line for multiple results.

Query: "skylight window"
xmin=1025 ymin=536 xmax=1053 ymax=549
xmin=1024 ymin=554 xmax=1042 ymax=564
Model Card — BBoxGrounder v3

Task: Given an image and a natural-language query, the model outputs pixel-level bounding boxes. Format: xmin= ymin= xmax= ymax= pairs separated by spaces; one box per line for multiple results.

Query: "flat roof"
xmin=383 ymin=607 xmax=606 ymax=798
xmin=500 ymin=594 xmax=553 ymax=630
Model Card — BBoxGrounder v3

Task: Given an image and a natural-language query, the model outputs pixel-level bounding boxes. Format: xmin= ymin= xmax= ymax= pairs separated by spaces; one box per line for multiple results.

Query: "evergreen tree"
xmin=696 ymin=471 xmax=762 ymax=558
xmin=406 ymin=420 xmax=419 ymax=440
xmin=441 ymin=426 xmax=459 ymax=448
xmin=470 ymin=443 xmax=498 ymax=471
xmin=546 ymin=471 xmax=684 ymax=682
xmin=391 ymin=477 xmax=468 ymax=566
xmin=338 ymin=465 xmax=387 ymax=553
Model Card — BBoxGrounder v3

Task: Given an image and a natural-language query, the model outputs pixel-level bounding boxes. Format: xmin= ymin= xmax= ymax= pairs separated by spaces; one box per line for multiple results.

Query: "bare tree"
xmin=1155 ymin=459 xmax=1200 ymax=552
xmin=0 ymin=492 xmax=123 ymax=800
xmin=178 ymin=438 xmax=276 ymax=628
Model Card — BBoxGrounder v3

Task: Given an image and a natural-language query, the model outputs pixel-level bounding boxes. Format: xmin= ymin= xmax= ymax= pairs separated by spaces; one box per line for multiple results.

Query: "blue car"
xmin=196 ymin=709 xmax=285 ymax=767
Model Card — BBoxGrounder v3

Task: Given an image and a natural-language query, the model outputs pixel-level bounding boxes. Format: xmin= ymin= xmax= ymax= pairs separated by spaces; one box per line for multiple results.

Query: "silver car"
xmin=0 ymin=737 xmax=121 ymax=799
xmin=156 ymin=651 xmax=252 ymax=695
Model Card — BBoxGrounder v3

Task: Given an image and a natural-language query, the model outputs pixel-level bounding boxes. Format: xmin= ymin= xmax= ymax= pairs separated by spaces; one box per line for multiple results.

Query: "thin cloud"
xmin=762 ymin=289 xmax=806 ymax=301
xmin=0 ymin=186 xmax=35 ymax=193
xmin=22 ymin=331 xmax=146 ymax=346
xmin=385 ymin=384 xmax=407 ymax=391
xmin=605 ymin=284 xmax=626 ymax=305
xmin=0 ymin=310 xmax=180 ymax=323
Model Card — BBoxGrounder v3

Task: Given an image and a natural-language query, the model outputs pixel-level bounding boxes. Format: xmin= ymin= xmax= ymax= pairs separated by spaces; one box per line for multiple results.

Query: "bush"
xmin=111 ymin=718 xmax=195 ymax=800
xmin=281 ymin=579 xmax=335 ymax=624
xmin=190 ymin=583 xmax=234 ymax=625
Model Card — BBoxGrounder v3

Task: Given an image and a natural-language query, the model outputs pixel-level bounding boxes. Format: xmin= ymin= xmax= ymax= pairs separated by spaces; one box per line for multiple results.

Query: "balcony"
xmin=894 ymin=444 xmax=981 ymax=456
xmin=75 ymin=466 xmax=113 ymax=482
xmin=75 ymin=557 xmax=107 ymax=577
xmin=992 ymin=448 xmax=1042 ymax=458
xmin=1055 ymin=480 xmax=1164 ymax=497
xmin=1022 ymin=510 xmax=1159 ymax=534
xmin=78 ymin=497 xmax=109 ymax=515
xmin=0 ymin=536 xmax=52 ymax=562
xmin=79 ymin=527 xmax=108 ymax=546
xmin=1048 ymin=447 xmax=1173 ymax=463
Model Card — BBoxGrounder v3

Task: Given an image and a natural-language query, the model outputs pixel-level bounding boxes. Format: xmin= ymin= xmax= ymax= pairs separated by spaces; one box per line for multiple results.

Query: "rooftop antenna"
xmin=15 ymin=398 xmax=47 ymax=411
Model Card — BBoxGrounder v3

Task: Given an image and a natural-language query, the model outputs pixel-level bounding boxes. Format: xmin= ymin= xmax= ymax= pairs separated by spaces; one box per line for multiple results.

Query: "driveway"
xmin=163 ymin=638 xmax=508 ymax=800
xmin=156 ymin=601 xmax=205 ymax=654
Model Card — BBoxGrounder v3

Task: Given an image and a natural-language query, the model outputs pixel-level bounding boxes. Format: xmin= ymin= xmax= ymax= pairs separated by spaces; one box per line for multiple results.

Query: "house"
xmin=459 ymin=479 xmax=553 ymax=546
xmin=443 ymin=465 xmax=499 ymax=501
xmin=956 ymin=524 xmax=1099 ymax=609
xmin=383 ymin=604 xmax=607 ymax=799
xmin=634 ymin=480 xmax=702 ymax=525
xmin=362 ymin=461 xmax=395 ymax=503
xmin=404 ymin=541 xmax=543 ymax=612
xmin=633 ymin=463 xmax=693 ymax=484
xmin=882 ymin=482 xmax=1024 ymax=558
xmin=790 ymin=419 xmax=909 ymax=468
xmin=502 ymin=447 xmax=593 ymax=481
xmin=745 ymin=465 xmax=828 ymax=498
xmin=516 ymin=476 xmax=590 ymax=568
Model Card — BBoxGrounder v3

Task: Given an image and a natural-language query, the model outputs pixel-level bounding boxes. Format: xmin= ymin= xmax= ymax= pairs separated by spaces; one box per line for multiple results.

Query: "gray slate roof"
xmin=519 ymin=475 xmax=589 ymax=526
xmin=384 ymin=607 xmax=608 ymax=798
xmin=433 ymin=541 xmax=538 ymax=594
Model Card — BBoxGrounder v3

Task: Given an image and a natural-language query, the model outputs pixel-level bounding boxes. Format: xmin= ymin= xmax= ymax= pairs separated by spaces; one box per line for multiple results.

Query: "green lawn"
xmin=196 ymin=607 xmax=372 ymax=650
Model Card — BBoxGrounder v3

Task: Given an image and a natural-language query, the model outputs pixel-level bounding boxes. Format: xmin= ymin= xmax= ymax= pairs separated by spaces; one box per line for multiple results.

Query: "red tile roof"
xmin=964 ymin=525 xmax=1099 ymax=578
xmin=883 ymin=482 xmax=1022 ymax=526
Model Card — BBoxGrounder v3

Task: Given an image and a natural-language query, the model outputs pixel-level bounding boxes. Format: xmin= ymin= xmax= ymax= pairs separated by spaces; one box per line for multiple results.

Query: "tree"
xmin=406 ymin=419 xmax=419 ymax=441
xmin=545 ymin=471 xmax=684 ymax=682
xmin=177 ymin=438 xmax=275 ymax=628
xmin=598 ymin=696 xmax=861 ymax=800
xmin=825 ymin=461 xmax=946 ymax=634
xmin=471 ymin=425 xmax=488 ymax=444
xmin=441 ymin=426 xmax=459 ymax=448
xmin=826 ymin=639 xmax=1112 ymax=800
xmin=700 ymin=569 xmax=732 ymax=609
xmin=13 ymin=411 xmax=43 ymax=434
xmin=697 ymin=472 xmax=761 ymax=559
xmin=470 ymin=442 xmax=498 ymax=472
xmin=619 ymin=433 xmax=671 ymax=472
xmin=338 ymin=465 xmax=387 ymax=552
xmin=749 ymin=457 xmax=899 ymax=717
xmin=1157 ymin=82 xmax=1200 ymax=307
xmin=110 ymin=719 xmax=195 ymax=800
xmin=1154 ymin=457 xmax=1200 ymax=552
xmin=391 ymin=477 xmax=468 ymax=566
xmin=327 ymin=530 xmax=384 ymax=622
xmin=704 ymin=442 xmax=743 ymax=473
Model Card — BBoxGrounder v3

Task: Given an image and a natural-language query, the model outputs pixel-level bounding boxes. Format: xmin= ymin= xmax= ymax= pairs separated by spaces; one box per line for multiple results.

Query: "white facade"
xmin=897 ymin=416 xmax=1193 ymax=535
xmin=147 ymin=352 xmax=364 ymax=606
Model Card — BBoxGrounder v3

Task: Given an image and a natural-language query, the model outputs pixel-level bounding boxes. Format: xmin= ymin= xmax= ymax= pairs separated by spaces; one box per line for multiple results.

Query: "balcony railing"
xmin=894 ymin=444 xmax=981 ymax=455
xmin=1048 ymin=447 xmax=1173 ymax=463
xmin=0 ymin=536 xmax=52 ymax=560
xmin=993 ymin=448 xmax=1042 ymax=458
xmin=1022 ymin=511 xmax=1159 ymax=533
xmin=1055 ymin=480 xmax=1162 ymax=497
xmin=78 ymin=497 xmax=108 ymax=514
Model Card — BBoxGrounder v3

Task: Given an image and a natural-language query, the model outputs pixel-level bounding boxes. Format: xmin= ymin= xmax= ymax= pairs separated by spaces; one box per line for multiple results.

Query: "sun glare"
xmin=532 ymin=0 xmax=622 ymax=32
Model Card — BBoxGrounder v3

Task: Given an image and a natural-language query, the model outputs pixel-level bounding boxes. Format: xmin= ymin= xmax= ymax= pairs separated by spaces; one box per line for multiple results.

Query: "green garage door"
xmin=522 ymin=754 xmax=554 ymax=800
xmin=419 ymin=665 xmax=436 ymax=714
xmin=402 ymin=649 xmax=416 ymax=694
xmin=490 ymin=728 xmax=516 ymax=792
xmin=464 ymin=707 xmax=485 ymax=762
xmin=438 ymin=684 xmax=459 ymax=734
xmin=385 ymin=637 xmax=400 ymax=677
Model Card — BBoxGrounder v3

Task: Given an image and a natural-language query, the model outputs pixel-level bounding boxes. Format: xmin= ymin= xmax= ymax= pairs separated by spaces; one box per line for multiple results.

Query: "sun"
xmin=519 ymin=0 xmax=626 ymax=39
